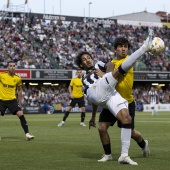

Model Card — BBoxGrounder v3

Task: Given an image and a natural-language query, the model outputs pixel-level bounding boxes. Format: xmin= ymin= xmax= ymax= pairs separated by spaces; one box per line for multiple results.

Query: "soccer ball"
xmin=149 ymin=37 xmax=165 ymax=55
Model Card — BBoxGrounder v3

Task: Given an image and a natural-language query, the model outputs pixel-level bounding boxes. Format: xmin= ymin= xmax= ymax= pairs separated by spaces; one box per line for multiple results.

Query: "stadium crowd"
xmin=22 ymin=83 xmax=170 ymax=112
xmin=0 ymin=17 xmax=170 ymax=71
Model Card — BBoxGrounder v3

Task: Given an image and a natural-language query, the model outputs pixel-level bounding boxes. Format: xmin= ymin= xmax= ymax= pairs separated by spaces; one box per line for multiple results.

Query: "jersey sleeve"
xmin=17 ymin=77 xmax=22 ymax=87
xmin=69 ymin=78 xmax=74 ymax=87
xmin=95 ymin=61 xmax=106 ymax=72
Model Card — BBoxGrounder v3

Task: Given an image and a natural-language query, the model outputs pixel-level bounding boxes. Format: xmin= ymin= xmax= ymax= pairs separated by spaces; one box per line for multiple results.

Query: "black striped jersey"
xmin=82 ymin=61 xmax=106 ymax=94
xmin=148 ymin=90 xmax=158 ymax=102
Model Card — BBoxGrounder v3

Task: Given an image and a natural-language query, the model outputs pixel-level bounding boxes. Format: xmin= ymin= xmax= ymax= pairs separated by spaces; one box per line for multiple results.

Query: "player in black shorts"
xmin=58 ymin=69 xmax=86 ymax=127
xmin=0 ymin=61 xmax=34 ymax=140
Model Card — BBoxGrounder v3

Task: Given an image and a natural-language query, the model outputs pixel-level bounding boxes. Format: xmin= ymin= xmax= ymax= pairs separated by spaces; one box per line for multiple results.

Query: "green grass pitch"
xmin=0 ymin=112 xmax=170 ymax=170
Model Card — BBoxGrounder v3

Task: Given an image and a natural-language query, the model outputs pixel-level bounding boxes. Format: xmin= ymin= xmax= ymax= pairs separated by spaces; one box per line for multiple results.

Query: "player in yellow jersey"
xmin=58 ymin=69 xmax=86 ymax=127
xmin=0 ymin=61 xmax=34 ymax=140
xmin=96 ymin=37 xmax=150 ymax=162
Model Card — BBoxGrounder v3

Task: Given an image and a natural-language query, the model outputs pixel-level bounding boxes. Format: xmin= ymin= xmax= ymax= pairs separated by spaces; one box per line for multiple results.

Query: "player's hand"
xmin=95 ymin=69 xmax=105 ymax=78
xmin=89 ymin=118 xmax=96 ymax=129
xmin=70 ymin=94 xmax=74 ymax=99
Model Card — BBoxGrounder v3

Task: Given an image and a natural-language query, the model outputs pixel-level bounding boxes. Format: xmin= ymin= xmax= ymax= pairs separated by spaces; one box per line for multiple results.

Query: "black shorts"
xmin=69 ymin=96 xmax=85 ymax=108
xmin=0 ymin=99 xmax=22 ymax=115
xmin=99 ymin=101 xmax=135 ymax=129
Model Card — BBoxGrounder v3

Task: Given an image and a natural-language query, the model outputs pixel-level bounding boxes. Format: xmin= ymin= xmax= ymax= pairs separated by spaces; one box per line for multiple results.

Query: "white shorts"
xmin=87 ymin=72 xmax=128 ymax=117
xmin=150 ymin=102 xmax=156 ymax=108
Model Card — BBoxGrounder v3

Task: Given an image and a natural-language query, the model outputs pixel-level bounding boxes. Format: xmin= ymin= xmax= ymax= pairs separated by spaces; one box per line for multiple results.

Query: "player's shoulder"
xmin=72 ymin=77 xmax=78 ymax=80
xmin=0 ymin=71 xmax=7 ymax=74
xmin=14 ymin=73 xmax=21 ymax=78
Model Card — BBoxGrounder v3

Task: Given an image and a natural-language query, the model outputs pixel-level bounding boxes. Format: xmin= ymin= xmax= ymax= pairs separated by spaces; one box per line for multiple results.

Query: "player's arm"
xmin=148 ymin=93 xmax=151 ymax=104
xmin=95 ymin=61 xmax=114 ymax=77
xmin=89 ymin=103 xmax=98 ymax=129
xmin=156 ymin=93 xmax=159 ymax=104
xmin=105 ymin=61 xmax=114 ymax=73
xmin=68 ymin=85 xmax=74 ymax=99
xmin=17 ymin=85 xmax=23 ymax=106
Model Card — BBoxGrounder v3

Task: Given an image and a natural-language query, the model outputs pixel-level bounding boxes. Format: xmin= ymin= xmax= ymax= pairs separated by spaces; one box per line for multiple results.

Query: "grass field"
xmin=0 ymin=112 xmax=170 ymax=170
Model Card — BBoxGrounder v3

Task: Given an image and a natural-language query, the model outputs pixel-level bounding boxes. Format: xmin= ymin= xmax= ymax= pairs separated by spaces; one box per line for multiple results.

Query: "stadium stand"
xmin=0 ymin=17 xmax=169 ymax=71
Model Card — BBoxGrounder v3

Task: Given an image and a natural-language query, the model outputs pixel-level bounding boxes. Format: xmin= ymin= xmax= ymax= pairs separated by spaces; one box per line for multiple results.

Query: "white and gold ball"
xmin=150 ymin=37 xmax=165 ymax=55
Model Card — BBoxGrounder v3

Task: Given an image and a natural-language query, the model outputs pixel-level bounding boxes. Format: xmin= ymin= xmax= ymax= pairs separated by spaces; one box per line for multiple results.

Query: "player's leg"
xmin=98 ymin=108 xmax=117 ymax=162
xmin=151 ymin=103 xmax=155 ymax=116
xmin=131 ymin=129 xmax=150 ymax=157
xmin=106 ymin=93 xmax=138 ymax=165
xmin=58 ymin=100 xmax=74 ymax=126
xmin=78 ymin=97 xmax=86 ymax=126
xmin=8 ymin=99 xmax=34 ymax=140
xmin=16 ymin=110 xmax=35 ymax=140
xmin=155 ymin=104 xmax=158 ymax=115
xmin=128 ymin=101 xmax=150 ymax=157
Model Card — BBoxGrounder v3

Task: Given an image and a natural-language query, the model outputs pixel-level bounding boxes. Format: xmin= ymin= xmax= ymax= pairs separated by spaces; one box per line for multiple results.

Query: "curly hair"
xmin=113 ymin=37 xmax=132 ymax=49
xmin=75 ymin=51 xmax=93 ymax=69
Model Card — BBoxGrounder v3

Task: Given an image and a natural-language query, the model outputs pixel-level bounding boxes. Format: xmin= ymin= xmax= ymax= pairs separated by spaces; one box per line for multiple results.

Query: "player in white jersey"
xmin=148 ymin=87 xmax=159 ymax=116
xmin=75 ymin=29 xmax=154 ymax=165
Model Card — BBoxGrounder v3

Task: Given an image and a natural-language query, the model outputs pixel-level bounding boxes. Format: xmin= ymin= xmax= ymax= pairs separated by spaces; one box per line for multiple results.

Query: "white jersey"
xmin=83 ymin=61 xmax=128 ymax=116
xmin=148 ymin=90 xmax=158 ymax=103
xmin=82 ymin=61 xmax=106 ymax=94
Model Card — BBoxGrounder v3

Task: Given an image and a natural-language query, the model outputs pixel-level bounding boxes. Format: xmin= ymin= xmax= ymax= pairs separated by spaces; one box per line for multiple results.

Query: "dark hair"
xmin=7 ymin=60 xmax=15 ymax=67
xmin=77 ymin=68 xmax=82 ymax=72
xmin=75 ymin=51 xmax=93 ymax=69
xmin=114 ymin=37 xmax=132 ymax=49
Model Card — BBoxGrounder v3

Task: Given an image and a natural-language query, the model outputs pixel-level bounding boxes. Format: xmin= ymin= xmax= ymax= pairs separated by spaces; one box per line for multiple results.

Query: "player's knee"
xmin=122 ymin=115 xmax=132 ymax=125
xmin=98 ymin=124 xmax=108 ymax=133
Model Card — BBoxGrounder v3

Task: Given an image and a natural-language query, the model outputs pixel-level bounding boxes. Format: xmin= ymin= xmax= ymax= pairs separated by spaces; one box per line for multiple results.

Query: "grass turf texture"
xmin=0 ymin=112 xmax=170 ymax=170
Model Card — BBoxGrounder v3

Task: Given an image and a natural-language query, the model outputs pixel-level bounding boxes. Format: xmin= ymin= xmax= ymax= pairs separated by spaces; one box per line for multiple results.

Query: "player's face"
xmin=8 ymin=63 xmax=16 ymax=75
xmin=151 ymin=87 xmax=155 ymax=91
xmin=115 ymin=44 xmax=129 ymax=59
xmin=77 ymin=70 xmax=82 ymax=78
xmin=80 ymin=54 xmax=94 ymax=70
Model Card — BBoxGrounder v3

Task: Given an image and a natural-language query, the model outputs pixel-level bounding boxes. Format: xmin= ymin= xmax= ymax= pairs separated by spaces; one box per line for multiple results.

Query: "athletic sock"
xmin=103 ymin=143 xmax=111 ymax=155
xmin=81 ymin=112 xmax=85 ymax=122
xmin=63 ymin=111 xmax=70 ymax=121
xmin=120 ymin=48 xmax=143 ymax=73
xmin=137 ymin=139 xmax=146 ymax=148
xmin=121 ymin=127 xmax=131 ymax=156
xmin=19 ymin=115 xmax=29 ymax=134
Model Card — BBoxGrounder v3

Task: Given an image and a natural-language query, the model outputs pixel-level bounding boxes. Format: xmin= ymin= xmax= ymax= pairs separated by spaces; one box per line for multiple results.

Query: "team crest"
xmin=93 ymin=85 xmax=96 ymax=89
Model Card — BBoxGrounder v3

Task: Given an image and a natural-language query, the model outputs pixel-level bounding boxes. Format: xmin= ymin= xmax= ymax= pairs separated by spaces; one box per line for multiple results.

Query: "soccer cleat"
xmin=98 ymin=154 xmax=113 ymax=162
xmin=58 ymin=121 xmax=65 ymax=127
xmin=118 ymin=155 xmax=138 ymax=165
xmin=142 ymin=140 xmax=150 ymax=157
xmin=26 ymin=133 xmax=35 ymax=141
xmin=141 ymin=29 xmax=154 ymax=52
xmin=80 ymin=122 xmax=86 ymax=127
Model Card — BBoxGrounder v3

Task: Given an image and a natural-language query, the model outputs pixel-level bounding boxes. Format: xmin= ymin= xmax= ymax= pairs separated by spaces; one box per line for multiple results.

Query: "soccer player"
xmin=58 ymin=69 xmax=86 ymax=127
xmin=0 ymin=61 xmax=34 ymax=140
xmin=148 ymin=86 xmax=159 ymax=116
xmin=97 ymin=37 xmax=150 ymax=163
xmin=75 ymin=29 xmax=154 ymax=165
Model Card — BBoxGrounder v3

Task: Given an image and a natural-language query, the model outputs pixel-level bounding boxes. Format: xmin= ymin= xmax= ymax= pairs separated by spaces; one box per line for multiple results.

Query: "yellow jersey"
xmin=0 ymin=72 xmax=22 ymax=100
xmin=111 ymin=56 xmax=134 ymax=104
xmin=70 ymin=77 xmax=84 ymax=98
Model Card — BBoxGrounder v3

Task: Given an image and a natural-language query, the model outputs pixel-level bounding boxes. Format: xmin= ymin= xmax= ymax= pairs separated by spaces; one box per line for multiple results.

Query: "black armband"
xmin=118 ymin=65 xmax=126 ymax=75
